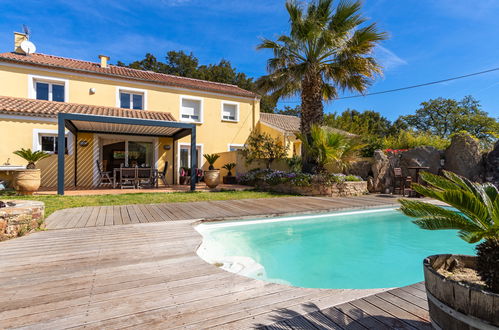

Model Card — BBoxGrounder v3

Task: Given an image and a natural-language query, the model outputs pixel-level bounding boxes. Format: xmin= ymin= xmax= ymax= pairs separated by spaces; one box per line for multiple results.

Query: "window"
xmin=228 ymin=144 xmax=244 ymax=152
xmin=35 ymin=81 xmax=65 ymax=102
xmin=119 ymin=92 xmax=144 ymax=110
xmin=179 ymin=144 xmax=202 ymax=170
xmin=221 ymin=102 xmax=239 ymax=122
xmin=40 ymin=135 xmax=67 ymax=154
xmin=180 ymin=97 xmax=203 ymax=123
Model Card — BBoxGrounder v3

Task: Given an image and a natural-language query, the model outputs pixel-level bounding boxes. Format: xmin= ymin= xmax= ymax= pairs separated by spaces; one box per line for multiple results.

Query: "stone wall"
xmin=257 ymin=181 xmax=368 ymax=197
xmin=0 ymin=200 xmax=45 ymax=241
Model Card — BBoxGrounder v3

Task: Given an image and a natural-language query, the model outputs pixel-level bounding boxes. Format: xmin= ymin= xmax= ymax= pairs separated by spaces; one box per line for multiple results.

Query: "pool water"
xmin=196 ymin=208 xmax=475 ymax=289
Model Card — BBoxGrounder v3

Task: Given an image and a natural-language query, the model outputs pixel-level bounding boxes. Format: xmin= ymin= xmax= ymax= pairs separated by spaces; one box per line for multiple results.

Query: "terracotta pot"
xmin=423 ymin=254 xmax=499 ymax=329
xmin=204 ymin=170 xmax=220 ymax=189
xmin=14 ymin=169 xmax=41 ymax=195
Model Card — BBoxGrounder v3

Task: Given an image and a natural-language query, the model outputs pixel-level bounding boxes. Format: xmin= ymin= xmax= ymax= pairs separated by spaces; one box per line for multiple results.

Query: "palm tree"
xmin=297 ymin=124 xmax=362 ymax=173
xmin=399 ymin=171 xmax=499 ymax=293
xmin=257 ymin=0 xmax=387 ymax=138
xmin=13 ymin=148 xmax=50 ymax=169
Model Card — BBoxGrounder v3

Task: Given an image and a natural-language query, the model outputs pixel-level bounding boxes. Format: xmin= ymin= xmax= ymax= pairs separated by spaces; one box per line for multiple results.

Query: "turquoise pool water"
xmin=196 ymin=208 xmax=476 ymax=289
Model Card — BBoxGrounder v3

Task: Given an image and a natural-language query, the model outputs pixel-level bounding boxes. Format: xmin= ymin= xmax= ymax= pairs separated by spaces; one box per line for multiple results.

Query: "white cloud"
xmin=375 ymin=45 xmax=407 ymax=71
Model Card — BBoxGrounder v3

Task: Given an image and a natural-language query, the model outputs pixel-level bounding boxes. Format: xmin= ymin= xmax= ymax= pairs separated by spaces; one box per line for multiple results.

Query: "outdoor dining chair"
xmin=120 ymin=165 xmax=137 ymax=189
xmin=96 ymin=160 xmax=112 ymax=187
xmin=137 ymin=167 xmax=154 ymax=188
xmin=393 ymin=167 xmax=413 ymax=197
xmin=154 ymin=162 xmax=168 ymax=188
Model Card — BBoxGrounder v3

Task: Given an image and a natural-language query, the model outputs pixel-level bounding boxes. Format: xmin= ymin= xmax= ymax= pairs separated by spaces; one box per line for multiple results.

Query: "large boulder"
xmin=371 ymin=150 xmax=392 ymax=193
xmin=483 ymin=140 xmax=499 ymax=187
xmin=444 ymin=133 xmax=483 ymax=180
xmin=399 ymin=146 xmax=442 ymax=177
xmin=347 ymin=158 xmax=373 ymax=179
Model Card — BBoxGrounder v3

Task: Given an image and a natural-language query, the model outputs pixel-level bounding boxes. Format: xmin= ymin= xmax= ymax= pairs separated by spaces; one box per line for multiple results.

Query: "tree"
xmin=297 ymin=124 xmax=363 ymax=173
xmin=324 ymin=109 xmax=393 ymax=137
xmin=398 ymin=96 xmax=498 ymax=144
xmin=276 ymin=105 xmax=301 ymax=117
xmin=257 ymin=0 xmax=387 ymax=137
xmin=399 ymin=171 xmax=499 ymax=293
xmin=242 ymin=132 xmax=288 ymax=169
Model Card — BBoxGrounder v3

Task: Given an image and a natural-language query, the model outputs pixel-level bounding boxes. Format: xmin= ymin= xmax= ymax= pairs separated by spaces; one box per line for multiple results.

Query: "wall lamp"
xmin=163 ymin=145 xmax=171 ymax=150
xmin=79 ymin=140 xmax=89 ymax=147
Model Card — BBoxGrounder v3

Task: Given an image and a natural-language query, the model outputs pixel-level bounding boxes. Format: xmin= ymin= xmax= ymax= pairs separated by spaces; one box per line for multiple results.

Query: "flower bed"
xmin=238 ymin=169 xmax=367 ymax=197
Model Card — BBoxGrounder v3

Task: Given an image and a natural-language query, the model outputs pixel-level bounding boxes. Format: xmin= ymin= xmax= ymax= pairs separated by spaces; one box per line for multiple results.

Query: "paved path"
xmin=0 ymin=196 xmax=431 ymax=329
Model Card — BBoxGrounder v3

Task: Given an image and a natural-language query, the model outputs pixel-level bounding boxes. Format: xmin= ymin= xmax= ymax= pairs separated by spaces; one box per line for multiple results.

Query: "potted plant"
xmin=399 ymin=170 xmax=499 ymax=329
xmin=222 ymin=162 xmax=237 ymax=184
xmin=203 ymin=154 xmax=220 ymax=188
xmin=12 ymin=148 xmax=50 ymax=195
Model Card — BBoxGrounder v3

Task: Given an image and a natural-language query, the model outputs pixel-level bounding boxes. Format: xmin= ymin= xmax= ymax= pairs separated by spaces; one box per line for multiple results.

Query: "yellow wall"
xmin=257 ymin=122 xmax=301 ymax=158
xmin=0 ymin=63 xmax=261 ymax=187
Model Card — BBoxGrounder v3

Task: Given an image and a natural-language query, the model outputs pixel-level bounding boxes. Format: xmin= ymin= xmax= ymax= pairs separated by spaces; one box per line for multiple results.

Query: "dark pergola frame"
xmin=57 ymin=113 xmax=197 ymax=195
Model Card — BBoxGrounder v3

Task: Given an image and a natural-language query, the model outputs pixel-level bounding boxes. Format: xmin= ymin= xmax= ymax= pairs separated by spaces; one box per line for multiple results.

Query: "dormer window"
xmin=116 ymin=87 xmax=147 ymax=110
xmin=29 ymin=75 xmax=68 ymax=102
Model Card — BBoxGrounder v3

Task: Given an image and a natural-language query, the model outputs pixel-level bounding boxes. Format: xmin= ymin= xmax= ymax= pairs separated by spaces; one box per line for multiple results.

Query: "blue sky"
xmin=1 ymin=0 xmax=498 ymax=120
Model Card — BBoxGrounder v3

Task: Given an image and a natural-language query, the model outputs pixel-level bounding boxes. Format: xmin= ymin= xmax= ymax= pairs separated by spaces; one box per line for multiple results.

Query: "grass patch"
xmin=2 ymin=190 xmax=292 ymax=217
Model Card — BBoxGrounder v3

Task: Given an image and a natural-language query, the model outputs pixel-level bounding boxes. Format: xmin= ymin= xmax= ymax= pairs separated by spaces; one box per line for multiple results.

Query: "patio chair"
xmin=393 ymin=168 xmax=412 ymax=197
xmin=137 ymin=167 xmax=154 ymax=188
xmin=154 ymin=162 xmax=168 ymax=188
xmin=96 ymin=160 xmax=112 ymax=187
xmin=119 ymin=165 xmax=137 ymax=189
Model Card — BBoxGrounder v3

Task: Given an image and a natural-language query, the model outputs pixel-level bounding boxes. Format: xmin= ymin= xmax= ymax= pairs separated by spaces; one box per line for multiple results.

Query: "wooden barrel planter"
xmin=423 ymin=254 xmax=499 ymax=329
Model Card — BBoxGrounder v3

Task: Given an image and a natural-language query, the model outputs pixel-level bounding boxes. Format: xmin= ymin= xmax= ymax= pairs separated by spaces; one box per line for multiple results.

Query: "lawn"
xmin=3 ymin=190 xmax=291 ymax=218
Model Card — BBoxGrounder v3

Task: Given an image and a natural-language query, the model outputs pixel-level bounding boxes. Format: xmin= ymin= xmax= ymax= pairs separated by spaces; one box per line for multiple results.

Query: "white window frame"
xmin=28 ymin=75 xmax=69 ymax=102
xmin=227 ymin=144 xmax=245 ymax=152
xmin=177 ymin=142 xmax=203 ymax=179
xmin=221 ymin=101 xmax=239 ymax=122
xmin=115 ymin=86 xmax=147 ymax=110
xmin=32 ymin=128 xmax=73 ymax=155
xmin=179 ymin=95 xmax=203 ymax=124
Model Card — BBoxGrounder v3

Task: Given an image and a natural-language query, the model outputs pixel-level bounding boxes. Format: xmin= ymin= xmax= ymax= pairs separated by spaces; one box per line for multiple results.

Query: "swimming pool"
xmin=196 ymin=208 xmax=475 ymax=289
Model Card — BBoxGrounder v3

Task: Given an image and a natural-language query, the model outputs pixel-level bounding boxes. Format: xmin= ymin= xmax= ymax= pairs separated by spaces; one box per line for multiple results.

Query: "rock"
xmin=444 ymin=133 xmax=483 ymax=180
xmin=347 ymin=159 xmax=373 ymax=179
xmin=483 ymin=140 xmax=499 ymax=187
xmin=372 ymin=150 xmax=392 ymax=192
xmin=399 ymin=146 xmax=442 ymax=177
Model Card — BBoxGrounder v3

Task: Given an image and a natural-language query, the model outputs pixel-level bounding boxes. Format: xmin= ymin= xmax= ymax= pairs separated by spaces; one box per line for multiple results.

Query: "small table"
xmin=407 ymin=166 xmax=430 ymax=184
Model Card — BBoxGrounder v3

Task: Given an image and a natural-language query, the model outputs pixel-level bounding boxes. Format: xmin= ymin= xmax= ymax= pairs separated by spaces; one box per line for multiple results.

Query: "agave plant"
xmin=222 ymin=163 xmax=236 ymax=176
xmin=399 ymin=171 xmax=499 ymax=293
xmin=13 ymin=148 xmax=50 ymax=169
xmin=203 ymin=154 xmax=220 ymax=170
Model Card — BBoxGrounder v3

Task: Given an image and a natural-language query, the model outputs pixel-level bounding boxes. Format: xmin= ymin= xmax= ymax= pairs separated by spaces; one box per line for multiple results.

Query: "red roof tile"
xmin=0 ymin=96 xmax=176 ymax=121
xmin=0 ymin=52 xmax=258 ymax=99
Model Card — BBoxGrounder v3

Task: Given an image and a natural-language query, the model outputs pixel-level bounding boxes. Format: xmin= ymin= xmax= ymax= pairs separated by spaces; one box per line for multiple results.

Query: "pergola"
xmin=57 ymin=113 xmax=197 ymax=195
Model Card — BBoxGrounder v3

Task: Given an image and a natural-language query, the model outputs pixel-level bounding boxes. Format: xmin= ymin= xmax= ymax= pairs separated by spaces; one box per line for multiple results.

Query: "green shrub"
xmin=383 ymin=131 xmax=450 ymax=150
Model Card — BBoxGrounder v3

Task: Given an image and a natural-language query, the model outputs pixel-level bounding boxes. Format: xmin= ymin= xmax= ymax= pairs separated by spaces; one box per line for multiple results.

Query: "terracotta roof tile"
xmin=0 ymin=52 xmax=258 ymax=99
xmin=260 ymin=113 xmax=301 ymax=132
xmin=0 ymin=96 xmax=176 ymax=121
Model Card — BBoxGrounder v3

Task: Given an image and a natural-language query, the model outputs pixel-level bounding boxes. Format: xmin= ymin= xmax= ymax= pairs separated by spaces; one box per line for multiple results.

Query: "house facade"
xmin=0 ymin=32 xmax=264 ymax=189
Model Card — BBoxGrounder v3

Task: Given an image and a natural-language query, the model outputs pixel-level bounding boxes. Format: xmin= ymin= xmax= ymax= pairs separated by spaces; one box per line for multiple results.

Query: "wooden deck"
xmin=45 ymin=194 xmax=401 ymax=229
xmin=0 ymin=196 xmax=432 ymax=329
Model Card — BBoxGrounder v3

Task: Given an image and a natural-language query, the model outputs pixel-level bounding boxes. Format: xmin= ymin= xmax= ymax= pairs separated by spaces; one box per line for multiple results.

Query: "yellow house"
xmin=259 ymin=112 xmax=302 ymax=157
xmin=0 ymin=32 xmax=261 ymax=192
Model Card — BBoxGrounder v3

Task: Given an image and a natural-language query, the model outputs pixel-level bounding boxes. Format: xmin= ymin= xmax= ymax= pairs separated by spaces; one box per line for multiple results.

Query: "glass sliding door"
xmin=128 ymin=141 xmax=153 ymax=167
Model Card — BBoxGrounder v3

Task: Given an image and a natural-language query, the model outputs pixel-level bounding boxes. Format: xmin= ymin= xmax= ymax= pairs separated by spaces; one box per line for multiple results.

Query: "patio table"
xmin=112 ymin=168 xmax=157 ymax=188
